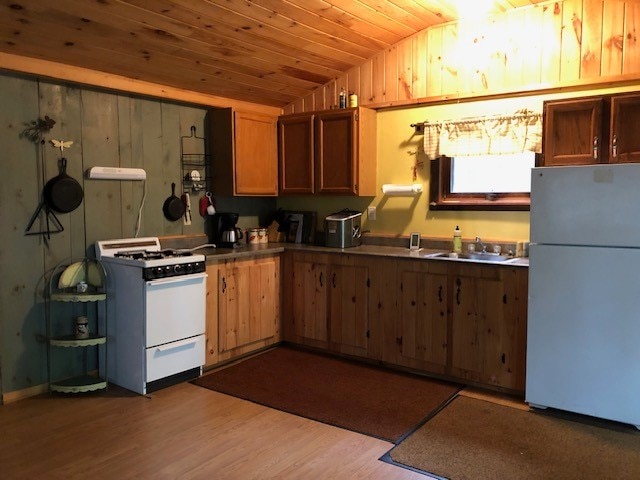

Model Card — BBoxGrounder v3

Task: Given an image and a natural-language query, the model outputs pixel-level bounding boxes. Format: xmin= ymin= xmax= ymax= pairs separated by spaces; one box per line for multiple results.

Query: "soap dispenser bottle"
xmin=453 ymin=226 xmax=462 ymax=253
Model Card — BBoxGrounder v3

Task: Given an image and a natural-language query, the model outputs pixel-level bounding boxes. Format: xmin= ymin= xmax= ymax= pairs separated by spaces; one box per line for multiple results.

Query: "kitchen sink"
xmin=424 ymin=251 xmax=511 ymax=263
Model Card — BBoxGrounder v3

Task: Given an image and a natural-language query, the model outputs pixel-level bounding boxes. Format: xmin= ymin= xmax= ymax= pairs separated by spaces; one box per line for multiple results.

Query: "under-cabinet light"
xmin=87 ymin=166 xmax=147 ymax=181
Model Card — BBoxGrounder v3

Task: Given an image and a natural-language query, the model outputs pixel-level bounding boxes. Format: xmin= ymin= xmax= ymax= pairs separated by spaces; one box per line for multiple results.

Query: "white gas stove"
xmin=95 ymin=237 xmax=207 ymax=394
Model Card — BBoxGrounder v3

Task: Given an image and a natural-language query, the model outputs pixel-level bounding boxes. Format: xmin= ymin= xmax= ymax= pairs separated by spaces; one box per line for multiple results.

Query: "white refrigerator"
xmin=527 ymin=163 xmax=640 ymax=428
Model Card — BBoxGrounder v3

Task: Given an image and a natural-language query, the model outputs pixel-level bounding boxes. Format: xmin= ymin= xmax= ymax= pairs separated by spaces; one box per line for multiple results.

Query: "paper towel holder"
xmin=381 ymin=184 xmax=423 ymax=195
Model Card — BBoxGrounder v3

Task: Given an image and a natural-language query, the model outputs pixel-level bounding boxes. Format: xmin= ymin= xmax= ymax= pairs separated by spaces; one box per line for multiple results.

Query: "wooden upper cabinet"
xmin=542 ymin=93 xmax=640 ymax=167
xmin=610 ymin=94 xmax=640 ymax=164
xmin=278 ymin=107 xmax=376 ymax=196
xmin=208 ymin=108 xmax=278 ymax=196
xmin=542 ymin=97 xmax=606 ymax=166
xmin=315 ymin=109 xmax=358 ymax=194
xmin=278 ymin=113 xmax=315 ymax=194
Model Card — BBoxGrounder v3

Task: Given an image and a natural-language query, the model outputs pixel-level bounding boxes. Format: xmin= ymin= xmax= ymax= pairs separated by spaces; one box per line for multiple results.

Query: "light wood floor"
xmin=0 ymin=381 xmax=428 ymax=479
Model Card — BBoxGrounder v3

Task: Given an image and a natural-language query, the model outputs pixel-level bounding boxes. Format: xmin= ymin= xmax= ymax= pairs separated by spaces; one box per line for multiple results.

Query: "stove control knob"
xmin=155 ymin=267 xmax=164 ymax=278
xmin=173 ymin=264 xmax=184 ymax=275
xmin=184 ymin=263 xmax=193 ymax=273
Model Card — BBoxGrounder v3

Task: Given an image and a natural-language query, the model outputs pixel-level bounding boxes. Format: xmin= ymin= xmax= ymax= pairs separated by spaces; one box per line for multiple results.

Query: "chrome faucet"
xmin=475 ymin=236 xmax=487 ymax=253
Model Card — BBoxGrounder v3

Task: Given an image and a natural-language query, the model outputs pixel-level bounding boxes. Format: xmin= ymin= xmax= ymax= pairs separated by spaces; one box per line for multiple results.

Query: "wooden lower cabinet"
xmin=283 ymin=251 xmax=528 ymax=394
xmin=448 ymin=264 xmax=527 ymax=391
xmin=393 ymin=260 xmax=448 ymax=374
xmin=205 ymin=263 xmax=220 ymax=366
xmin=283 ymin=252 xmax=330 ymax=348
xmin=205 ymin=255 xmax=281 ymax=366
xmin=283 ymin=252 xmax=370 ymax=357
xmin=327 ymin=257 xmax=369 ymax=357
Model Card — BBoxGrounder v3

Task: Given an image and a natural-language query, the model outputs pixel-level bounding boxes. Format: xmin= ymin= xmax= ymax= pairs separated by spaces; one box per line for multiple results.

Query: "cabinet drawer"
xmin=146 ymin=334 xmax=205 ymax=382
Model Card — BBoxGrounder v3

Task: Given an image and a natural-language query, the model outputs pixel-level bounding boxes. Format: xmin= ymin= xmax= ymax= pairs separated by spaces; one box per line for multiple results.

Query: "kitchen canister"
xmin=75 ymin=315 xmax=89 ymax=339
xmin=247 ymin=227 xmax=268 ymax=244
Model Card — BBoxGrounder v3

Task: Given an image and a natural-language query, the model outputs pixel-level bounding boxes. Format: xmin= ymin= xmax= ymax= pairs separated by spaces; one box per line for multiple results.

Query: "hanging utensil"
xmin=43 ymin=158 xmax=84 ymax=214
xmin=181 ymin=192 xmax=192 ymax=226
xmin=199 ymin=191 xmax=216 ymax=217
xmin=163 ymin=182 xmax=185 ymax=222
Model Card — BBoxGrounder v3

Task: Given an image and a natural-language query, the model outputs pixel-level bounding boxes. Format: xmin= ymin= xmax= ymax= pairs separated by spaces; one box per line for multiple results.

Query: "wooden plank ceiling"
xmin=0 ymin=0 xmax=547 ymax=108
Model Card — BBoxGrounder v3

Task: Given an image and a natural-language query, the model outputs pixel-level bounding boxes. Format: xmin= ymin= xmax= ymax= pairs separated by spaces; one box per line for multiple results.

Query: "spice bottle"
xmin=339 ymin=88 xmax=347 ymax=108
xmin=453 ymin=226 xmax=462 ymax=253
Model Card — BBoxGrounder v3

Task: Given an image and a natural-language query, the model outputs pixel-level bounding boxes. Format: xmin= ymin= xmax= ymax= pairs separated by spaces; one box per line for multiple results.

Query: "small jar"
xmin=348 ymin=93 xmax=358 ymax=108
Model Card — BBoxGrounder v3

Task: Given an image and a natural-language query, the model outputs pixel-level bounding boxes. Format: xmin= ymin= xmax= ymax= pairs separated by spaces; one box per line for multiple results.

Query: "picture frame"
xmin=409 ymin=232 xmax=421 ymax=250
xmin=286 ymin=214 xmax=304 ymax=243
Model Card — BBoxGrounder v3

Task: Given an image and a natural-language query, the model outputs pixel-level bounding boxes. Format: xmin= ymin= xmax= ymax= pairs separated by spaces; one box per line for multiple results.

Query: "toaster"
xmin=324 ymin=210 xmax=362 ymax=248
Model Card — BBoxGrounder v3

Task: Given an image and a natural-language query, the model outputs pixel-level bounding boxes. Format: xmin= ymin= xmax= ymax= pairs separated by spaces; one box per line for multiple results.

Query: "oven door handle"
xmin=155 ymin=337 xmax=201 ymax=352
xmin=145 ymin=272 xmax=207 ymax=287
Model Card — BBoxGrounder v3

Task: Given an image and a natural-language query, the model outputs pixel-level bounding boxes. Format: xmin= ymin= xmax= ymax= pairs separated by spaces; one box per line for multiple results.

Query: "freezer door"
xmin=526 ymin=244 xmax=640 ymax=427
xmin=531 ymin=164 xmax=640 ymax=247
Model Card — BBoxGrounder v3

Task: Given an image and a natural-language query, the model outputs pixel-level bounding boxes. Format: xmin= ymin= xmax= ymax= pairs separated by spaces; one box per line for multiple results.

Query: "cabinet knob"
xmin=593 ymin=136 xmax=599 ymax=160
xmin=612 ymin=134 xmax=618 ymax=158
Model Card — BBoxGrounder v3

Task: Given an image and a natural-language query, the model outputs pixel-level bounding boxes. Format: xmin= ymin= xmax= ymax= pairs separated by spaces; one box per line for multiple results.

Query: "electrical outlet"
xmin=367 ymin=206 xmax=377 ymax=221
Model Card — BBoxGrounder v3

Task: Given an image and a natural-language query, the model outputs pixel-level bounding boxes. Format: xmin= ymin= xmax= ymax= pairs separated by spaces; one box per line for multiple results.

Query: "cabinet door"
xmin=542 ymin=98 xmax=606 ymax=166
xmin=290 ymin=255 xmax=329 ymax=347
xmin=397 ymin=264 xmax=448 ymax=371
xmin=328 ymin=261 xmax=369 ymax=357
xmin=279 ymin=113 xmax=314 ymax=194
xmin=205 ymin=263 xmax=219 ymax=366
xmin=218 ymin=257 xmax=279 ymax=354
xmin=367 ymin=257 xmax=398 ymax=363
xmin=610 ymin=94 xmax=640 ymax=164
xmin=450 ymin=273 xmax=499 ymax=382
xmin=315 ymin=109 xmax=358 ymax=194
xmin=450 ymin=266 xmax=526 ymax=391
xmin=234 ymin=111 xmax=278 ymax=195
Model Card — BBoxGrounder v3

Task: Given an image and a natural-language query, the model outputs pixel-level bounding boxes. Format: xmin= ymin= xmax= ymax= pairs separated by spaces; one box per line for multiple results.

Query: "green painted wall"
xmin=0 ymin=72 xmax=275 ymax=396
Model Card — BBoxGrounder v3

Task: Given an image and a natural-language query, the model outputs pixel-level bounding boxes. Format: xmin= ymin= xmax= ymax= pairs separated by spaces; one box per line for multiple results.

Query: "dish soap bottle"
xmin=453 ymin=226 xmax=462 ymax=253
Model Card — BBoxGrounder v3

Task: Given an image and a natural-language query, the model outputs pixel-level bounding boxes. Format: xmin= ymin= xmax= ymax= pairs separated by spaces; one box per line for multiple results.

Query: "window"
xmin=429 ymin=152 xmax=541 ymax=210
xmin=451 ymin=152 xmax=536 ymax=193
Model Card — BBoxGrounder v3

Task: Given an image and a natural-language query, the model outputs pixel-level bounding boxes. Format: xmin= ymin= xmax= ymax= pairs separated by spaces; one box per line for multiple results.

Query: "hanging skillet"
xmin=163 ymin=182 xmax=185 ymax=221
xmin=43 ymin=158 xmax=84 ymax=213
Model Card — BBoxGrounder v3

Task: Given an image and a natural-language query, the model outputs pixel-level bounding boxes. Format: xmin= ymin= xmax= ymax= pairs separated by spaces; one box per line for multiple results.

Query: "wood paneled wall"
xmin=0 ymin=73 xmax=209 ymax=395
xmin=284 ymin=0 xmax=640 ymax=114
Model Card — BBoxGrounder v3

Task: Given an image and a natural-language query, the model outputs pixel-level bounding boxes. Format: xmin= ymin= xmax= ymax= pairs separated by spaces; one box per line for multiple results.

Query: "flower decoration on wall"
xmin=20 ymin=115 xmax=56 ymax=143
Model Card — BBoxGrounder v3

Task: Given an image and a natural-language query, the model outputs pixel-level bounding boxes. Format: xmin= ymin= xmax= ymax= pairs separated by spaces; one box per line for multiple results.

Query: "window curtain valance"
xmin=423 ymin=109 xmax=542 ymax=160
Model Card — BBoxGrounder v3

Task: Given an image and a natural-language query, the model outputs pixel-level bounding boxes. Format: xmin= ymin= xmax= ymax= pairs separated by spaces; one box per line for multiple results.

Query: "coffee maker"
xmin=208 ymin=212 xmax=243 ymax=248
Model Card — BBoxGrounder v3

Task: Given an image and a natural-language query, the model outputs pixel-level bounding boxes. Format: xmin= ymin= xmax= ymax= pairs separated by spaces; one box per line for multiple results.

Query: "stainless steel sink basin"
xmin=425 ymin=252 xmax=511 ymax=262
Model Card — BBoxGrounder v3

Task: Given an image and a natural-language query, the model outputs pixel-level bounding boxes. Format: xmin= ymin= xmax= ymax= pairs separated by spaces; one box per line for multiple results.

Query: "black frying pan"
xmin=163 ymin=182 xmax=185 ymax=221
xmin=43 ymin=158 xmax=83 ymax=213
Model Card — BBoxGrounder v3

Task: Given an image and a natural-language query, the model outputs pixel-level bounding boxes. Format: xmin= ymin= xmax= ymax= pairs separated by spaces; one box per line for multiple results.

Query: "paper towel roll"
xmin=381 ymin=184 xmax=423 ymax=195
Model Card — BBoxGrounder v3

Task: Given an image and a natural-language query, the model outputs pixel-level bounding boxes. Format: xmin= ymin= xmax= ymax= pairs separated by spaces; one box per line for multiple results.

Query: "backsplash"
xmin=361 ymin=233 xmax=527 ymax=257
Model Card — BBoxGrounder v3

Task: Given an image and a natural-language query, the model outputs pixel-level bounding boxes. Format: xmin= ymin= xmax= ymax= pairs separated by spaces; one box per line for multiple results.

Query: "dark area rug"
xmin=192 ymin=346 xmax=461 ymax=443
xmin=387 ymin=395 xmax=640 ymax=480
